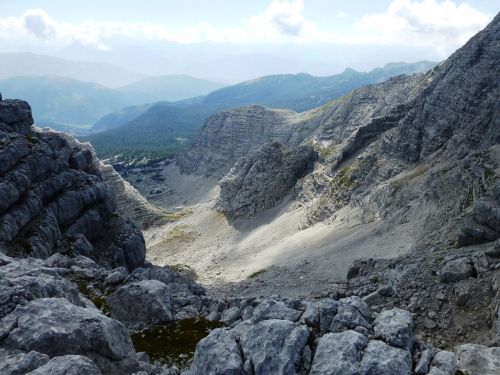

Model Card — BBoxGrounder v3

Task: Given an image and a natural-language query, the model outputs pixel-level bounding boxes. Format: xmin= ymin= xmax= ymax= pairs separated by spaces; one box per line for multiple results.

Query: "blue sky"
xmin=0 ymin=1 xmax=496 ymax=25
xmin=0 ymin=1 xmax=497 ymax=80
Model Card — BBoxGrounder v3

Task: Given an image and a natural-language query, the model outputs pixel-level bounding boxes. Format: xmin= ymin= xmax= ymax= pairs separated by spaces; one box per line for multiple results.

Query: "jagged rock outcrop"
xmin=99 ymin=162 xmax=167 ymax=229
xmin=177 ymin=105 xmax=317 ymax=178
xmin=216 ymin=142 xmax=316 ymax=217
xmin=0 ymin=99 xmax=145 ymax=270
xmin=176 ymin=13 xmax=500 ymax=253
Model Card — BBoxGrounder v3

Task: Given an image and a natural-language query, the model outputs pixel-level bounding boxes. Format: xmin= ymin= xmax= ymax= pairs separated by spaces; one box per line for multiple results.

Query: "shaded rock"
xmin=427 ymin=350 xmax=457 ymax=375
xmin=454 ymin=281 xmax=472 ymax=306
xmin=329 ymin=302 xmax=368 ymax=333
xmin=106 ymin=280 xmax=172 ymax=329
xmin=440 ymin=257 xmax=474 ymax=283
xmin=318 ymin=299 xmax=338 ymax=333
xmin=0 ymin=100 xmax=33 ymax=135
xmin=414 ymin=348 xmax=434 ymax=374
xmin=216 ymin=142 xmax=316 ymax=218
xmin=339 ymin=296 xmax=371 ymax=320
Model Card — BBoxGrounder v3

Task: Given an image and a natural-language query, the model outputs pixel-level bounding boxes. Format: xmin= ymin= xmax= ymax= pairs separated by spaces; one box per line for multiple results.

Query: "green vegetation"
xmin=171 ymin=264 xmax=198 ymax=281
xmin=85 ymin=103 xmax=213 ymax=161
xmin=331 ymin=165 xmax=354 ymax=189
xmin=159 ymin=225 xmax=197 ymax=244
xmin=87 ymin=61 xmax=436 ymax=160
xmin=247 ymin=268 xmax=269 ymax=279
xmin=162 ymin=208 xmax=194 ymax=222
xmin=131 ymin=318 xmax=223 ymax=369
xmin=74 ymin=279 xmax=111 ymax=316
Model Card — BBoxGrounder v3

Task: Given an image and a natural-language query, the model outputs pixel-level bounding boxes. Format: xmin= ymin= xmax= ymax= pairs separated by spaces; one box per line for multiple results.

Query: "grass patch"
xmin=162 ymin=208 xmax=193 ymax=223
xmin=247 ymin=268 xmax=269 ymax=279
xmin=163 ymin=225 xmax=196 ymax=241
xmin=74 ymin=279 xmax=111 ymax=316
xmin=131 ymin=318 xmax=223 ymax=370
xmin=171 ymin=264 xmax=198 ymax=281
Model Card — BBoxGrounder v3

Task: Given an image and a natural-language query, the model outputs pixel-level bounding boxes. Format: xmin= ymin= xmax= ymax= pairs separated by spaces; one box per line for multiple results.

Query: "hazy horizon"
xmin=0 ymin=0 xmax=497 ymax=83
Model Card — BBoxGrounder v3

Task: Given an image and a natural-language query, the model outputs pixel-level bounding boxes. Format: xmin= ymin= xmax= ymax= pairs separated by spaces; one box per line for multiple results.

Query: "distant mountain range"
xmin=0 ymin=74 xmax=225 ymax=128
xmin=119 ymin=75 xmax=224 ymax=103
xmin=201 ymin=61 xmax=437 ymax=112
xmin=0 ymin=76 xmax=129 ymax=126
xmin=0 ymin=53 xmax=145 ymax=88
xmin=86 ymin=61 xmax=437 ymax=161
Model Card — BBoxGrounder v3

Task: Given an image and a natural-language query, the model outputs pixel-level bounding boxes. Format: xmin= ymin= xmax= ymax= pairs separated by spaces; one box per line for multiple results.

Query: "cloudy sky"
xmin=0 ymin=0 xmax=497 ymax=81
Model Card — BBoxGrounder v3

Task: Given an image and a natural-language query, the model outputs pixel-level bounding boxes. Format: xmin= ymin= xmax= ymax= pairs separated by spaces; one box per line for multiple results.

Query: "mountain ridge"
xmin=87 ymin=60 xmax=436 ymax=160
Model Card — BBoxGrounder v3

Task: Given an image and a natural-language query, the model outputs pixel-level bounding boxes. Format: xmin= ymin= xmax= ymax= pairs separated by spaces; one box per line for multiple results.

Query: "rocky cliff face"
xmin=178 ymin=13 xmax=500 ymax=252
xmin=216 ymin=142 xmax=316 ymax=217
xmin=0 ymin=99 xmax=145 ymax=270
xmin=176 ymin=105 xmax=318 ymax=179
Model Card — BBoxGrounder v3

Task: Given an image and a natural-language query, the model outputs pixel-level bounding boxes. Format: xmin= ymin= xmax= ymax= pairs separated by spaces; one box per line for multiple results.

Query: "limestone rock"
xmin=187 ymin=329 xmax=243 ymax=375
xmin=251 ymin=299 xmax=302 ymax=323
xmin=427 ymin=350 xmax=457 ymax=375
xmin=310 ymin=330 xmax=367 ymax=375
xmin=216 ymin=142 xmax=316 ymax=217
xmin=238 ymin=319 xmax=309 ymax=375
xmin=106 ymin=280 xmax=172 ymax=329
xmin=0 ymin=298 xmax=135 ymax=372
xmin=456 ymin=344 xmax=500 ymax=375
xmin=0 ymin=348 xmax=50 ymax=375
xmin=440 ymin=257 xmax=474 ymax=283
xmin=359 ymin=340 xmax=412 ymax=375
xmin=373 ymin=308 xmax=413 ymax=350
xmin=25 ymin=355 xmax=101 ymax=375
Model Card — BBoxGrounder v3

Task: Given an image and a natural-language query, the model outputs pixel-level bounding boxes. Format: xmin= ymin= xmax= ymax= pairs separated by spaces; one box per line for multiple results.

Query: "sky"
xmin=0 ymin=1 xmax=497 ymax=81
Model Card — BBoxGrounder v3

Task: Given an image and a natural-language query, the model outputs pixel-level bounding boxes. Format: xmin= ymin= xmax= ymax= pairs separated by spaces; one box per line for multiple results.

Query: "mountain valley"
xmin=0 ymin=9 xmax=499 ymax=375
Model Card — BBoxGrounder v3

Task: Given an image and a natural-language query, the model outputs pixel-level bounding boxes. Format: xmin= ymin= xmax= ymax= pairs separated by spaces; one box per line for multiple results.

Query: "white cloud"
xmin=357 ymin=0 xmax=491 ymax=56
xmin=22 ymin=9 xmax=58 ymax=39
xmin=0 ymin=0 xmax=492 ymax=55
xmin=251 ymin=0 xmax=308 ymax=37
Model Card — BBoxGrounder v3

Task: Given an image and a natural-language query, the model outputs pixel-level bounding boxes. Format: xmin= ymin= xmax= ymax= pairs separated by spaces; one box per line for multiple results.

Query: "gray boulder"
xmin=0 ymin=348 xmax=49 ymax=375
xmin=427 ymin=350 xmax=457 ymax=375
xmin=329 ymin=302 xmax=368 ymax=333
xmin=25 ymin=355 xmax=101 ymax=375
xmin=239 ymin=319 xmax=309 ymax=375
xmin=310 ymin=330 xmax=368 ymax=375
xmin=221 ymin=307 xmax=241 ymax=326
xmin=187 ymin=329 xmax=243 ymax=375
xmin=0 ymin=100 xmax=33 ymax=135
xmin=373 ymin=308 xmax=413 ymax=350
xmin=456 ymin=344 xmax=500 ymax=375
xmin=0 ymin=298 xmax=135 ymax=372
xmin=106 ymin=280 xmax=172 ymax=329
xmin=440 ymin=257 xmax=474 ymax=283
xmin=359 ymin=340 xmax=412 ymax=375
xmin=252 ymin=299 xmax=302 ymax=323
xmin=318 ymin=298 xmax=338 ymax=333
